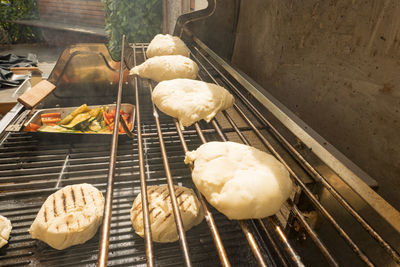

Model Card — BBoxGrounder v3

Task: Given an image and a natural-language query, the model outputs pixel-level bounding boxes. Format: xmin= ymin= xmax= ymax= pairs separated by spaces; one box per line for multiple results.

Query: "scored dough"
xmin=29 ymin=183 xmax=104 ymax=250
xmin=130 ymin=185 xmax=204 ymax=243
xmin=0 ymin=215 xmax=12 ymax=248
xmin=146 ymin=34 xmax=190 ymax=58
xmin=152 ymin=79 xmax=234 ymax=128
xmin=129 ymin=55 xmax=198 ymax=82
xmin=185 ymin=141 xmax=293 ymax=220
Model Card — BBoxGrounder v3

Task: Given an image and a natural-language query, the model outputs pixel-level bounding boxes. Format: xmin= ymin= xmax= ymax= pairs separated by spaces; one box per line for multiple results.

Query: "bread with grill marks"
xmin=29 ymin=183 xmax=104 ymax=250
xmin=0 ymin=215 xmax=12 ymax=248
xmin=130 ymin=185 xmax=204 ymax=243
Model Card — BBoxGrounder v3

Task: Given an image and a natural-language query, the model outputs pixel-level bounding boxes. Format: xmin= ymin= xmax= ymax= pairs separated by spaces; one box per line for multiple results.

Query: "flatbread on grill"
xmin=129 ymin=55 xmax=198 ymax=82
xmin=130 ymin=185 xmax=204 ymax=243
xmin=185 ymin=141 xmax=293 ymax=220
xmin=146 ymin=34 xmax=190 ymax=58
xmin=0 ymin=215 xmax=12 ymax=248
xmin=29 ymin=183 xmax=104 ymax=250
xmin=152 ymin=79 xmax=234 ymax=128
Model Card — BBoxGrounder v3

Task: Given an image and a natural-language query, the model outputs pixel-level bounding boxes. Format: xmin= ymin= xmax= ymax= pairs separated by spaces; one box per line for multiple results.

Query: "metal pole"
xmin=98 ymin=35 xmax=126 ymax=267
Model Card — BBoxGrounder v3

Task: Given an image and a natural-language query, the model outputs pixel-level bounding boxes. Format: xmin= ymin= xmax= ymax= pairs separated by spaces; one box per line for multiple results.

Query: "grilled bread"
xmin=29 ymin=183 xmax=104 ymax=250
xmin=152 ymin=79 xmax=234 ymax=128
xmin=0 ymin=215 xmax=12 ymax=248
xmin=146 ymin=34 xmax=190 ymax=58
xmin=185 ymin=141 xmax=293 ymax=220
xmin=130 ymin=185 xmax=204 ymax=243
xmin=129 ymin=55 xmax=198 ymax=82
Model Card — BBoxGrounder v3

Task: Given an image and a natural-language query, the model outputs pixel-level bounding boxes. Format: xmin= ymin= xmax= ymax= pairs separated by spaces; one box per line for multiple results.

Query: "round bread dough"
xmin=130 ymin=185 xmax=204 ymax=243
xmin=0 ymin=215 xmax=12 ymax=248
xmin=146 ymin=34 xmax=190 ymax=58
xmin=152 ymin=79 xmax=234 ymax=128
xmin=29 ymin=183 xmax=104 ymax=250
xmin=129 ymin=55 xmax=198 ymax=82
xmin=184 ymin=141 xmax=293 ymax=220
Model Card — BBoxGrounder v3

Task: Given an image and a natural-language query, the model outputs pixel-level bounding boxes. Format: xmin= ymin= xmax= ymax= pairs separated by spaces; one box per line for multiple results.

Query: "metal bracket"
xmin=5 ymin=109 xmax=31 ymax=132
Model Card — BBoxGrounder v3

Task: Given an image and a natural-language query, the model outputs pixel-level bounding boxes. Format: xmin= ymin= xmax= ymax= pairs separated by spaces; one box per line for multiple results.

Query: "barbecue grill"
xmin=1 ymin=1 xmax=400 ymax=266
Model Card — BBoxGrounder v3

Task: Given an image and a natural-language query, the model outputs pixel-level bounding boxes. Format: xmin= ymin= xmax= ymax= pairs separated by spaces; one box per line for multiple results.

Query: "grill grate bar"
xmin=192 ymin=53 xmax=308 ymax=265
xmin=216 ymin=106 xmax=333 ymax=266
xmin=97 ymin=35 xmax=127 ymax=267
xmin=192 ymin=41 xmax=400 ymax=264
xmin=173 ymin=119 xmax=231 ymax=267
xmin=190 ymin=44 xmax=377 ymax=266
xmin=131 ymin=43 xmax=155 ymax=266
xmin=141 ymin=45 xmax=193 ymax=267
xmin=230 ymin=86 xmax=374 ymax=266
xmin=210 ymin=111 xmax=309 ymax=266
xmin=193 ymin=122 xmax=268 ymax=267
xmin=289 ymin=200 xmax=338 ymax=266
xmin=216 ymin=107 xmax=331 ymax=266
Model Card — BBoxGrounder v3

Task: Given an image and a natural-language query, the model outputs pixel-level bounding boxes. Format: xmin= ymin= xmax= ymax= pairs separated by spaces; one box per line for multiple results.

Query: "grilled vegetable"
xmin=88 ymin=120 xmax=102 ymax=132
xmin=61 ymin=112 xmax=92 ymax=129
xmin=26 ymin=123 xmax=41 ymax=132
xmin=103 ymin=111 xmax=111 ymax=125
xmin=42 ymin=117 xmax=61 ymax=125
xmin=38 ymin=125 xmax=79 ymax=133
xmin=97 ymin=127 xmax=111 ymax=133
xmin=89 ymin=107 xmax=103 ymax=120
xmin=27 ymin=104 xmax=131 ymax=134
xmin=40 ymin=113 xmax=61 ymax=118
xmin=41 ymin=112 xmax=61 ymax=125
xmin=59 ymin=104 xmax=90 ymax=125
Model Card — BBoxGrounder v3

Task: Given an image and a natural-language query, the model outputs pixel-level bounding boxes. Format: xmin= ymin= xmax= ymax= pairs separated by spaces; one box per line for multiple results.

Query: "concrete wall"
xmin=232 ymin=0 xmax=400 ymax=209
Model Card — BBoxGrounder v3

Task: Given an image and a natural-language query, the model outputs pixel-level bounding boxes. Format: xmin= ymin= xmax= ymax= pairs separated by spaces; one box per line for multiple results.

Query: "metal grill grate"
xmin=1 ymin=36 xmax=400 ymax=266
xmin=0 ymin=127 xmax=257 ymax=266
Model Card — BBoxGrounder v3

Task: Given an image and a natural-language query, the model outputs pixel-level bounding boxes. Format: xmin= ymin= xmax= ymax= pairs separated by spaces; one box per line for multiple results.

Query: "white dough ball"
xmin=185 ymin=141 xmax=293 ymax=220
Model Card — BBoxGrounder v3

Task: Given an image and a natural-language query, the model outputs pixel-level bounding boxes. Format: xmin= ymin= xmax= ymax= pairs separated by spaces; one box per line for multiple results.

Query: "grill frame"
xmin=0 ymin=5 xmax=400 ymax=265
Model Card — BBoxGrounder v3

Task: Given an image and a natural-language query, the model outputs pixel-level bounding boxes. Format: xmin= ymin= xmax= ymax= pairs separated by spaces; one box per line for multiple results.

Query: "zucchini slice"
xmin=59 ymin=104 xmax=91 ymax=125
xmin=61 ymin=112 xmax=92 ymax=129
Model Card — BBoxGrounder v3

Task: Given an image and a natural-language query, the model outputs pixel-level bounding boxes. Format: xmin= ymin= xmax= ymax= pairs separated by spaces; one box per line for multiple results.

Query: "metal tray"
xmin=23 ymin=103 xmax=135 ymax=137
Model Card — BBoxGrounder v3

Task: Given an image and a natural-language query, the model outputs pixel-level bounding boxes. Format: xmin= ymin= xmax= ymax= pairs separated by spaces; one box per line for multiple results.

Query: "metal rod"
xmin=289 ymin=201 xmax=338 ymax=267
xmin=219 ymin=108 xmax=334 ymax=266
xmin=191 ymin=46 xmax=375 ymax=266
xmin=98 ymin=35 xmax=126 ymax=267
xmin=208 ymin=118 xmax=304 ymax=266
xmin=238 ymin=220 xmax=268 ymax=267
xmin=192 ymin=43 xmax=400 ymax=264
xmin=257 ymin=219 xmax=289 ymax=267
xmin=132 ymin=44 xmax=154 ymax=266
xmin=193 ymin=122 xmax=267 ymax=267
xmin=119 ymin=119 xmax=266 ymax=138
xmin=142 ymin=45 xmax=192 ymax=267
xmin=267 ymin=217 xmax=304 ymax=267
xmin=173 ymin=119 xmax=231 ymax=267
xmin=233 ymin=103 xmax=374 ymax=266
